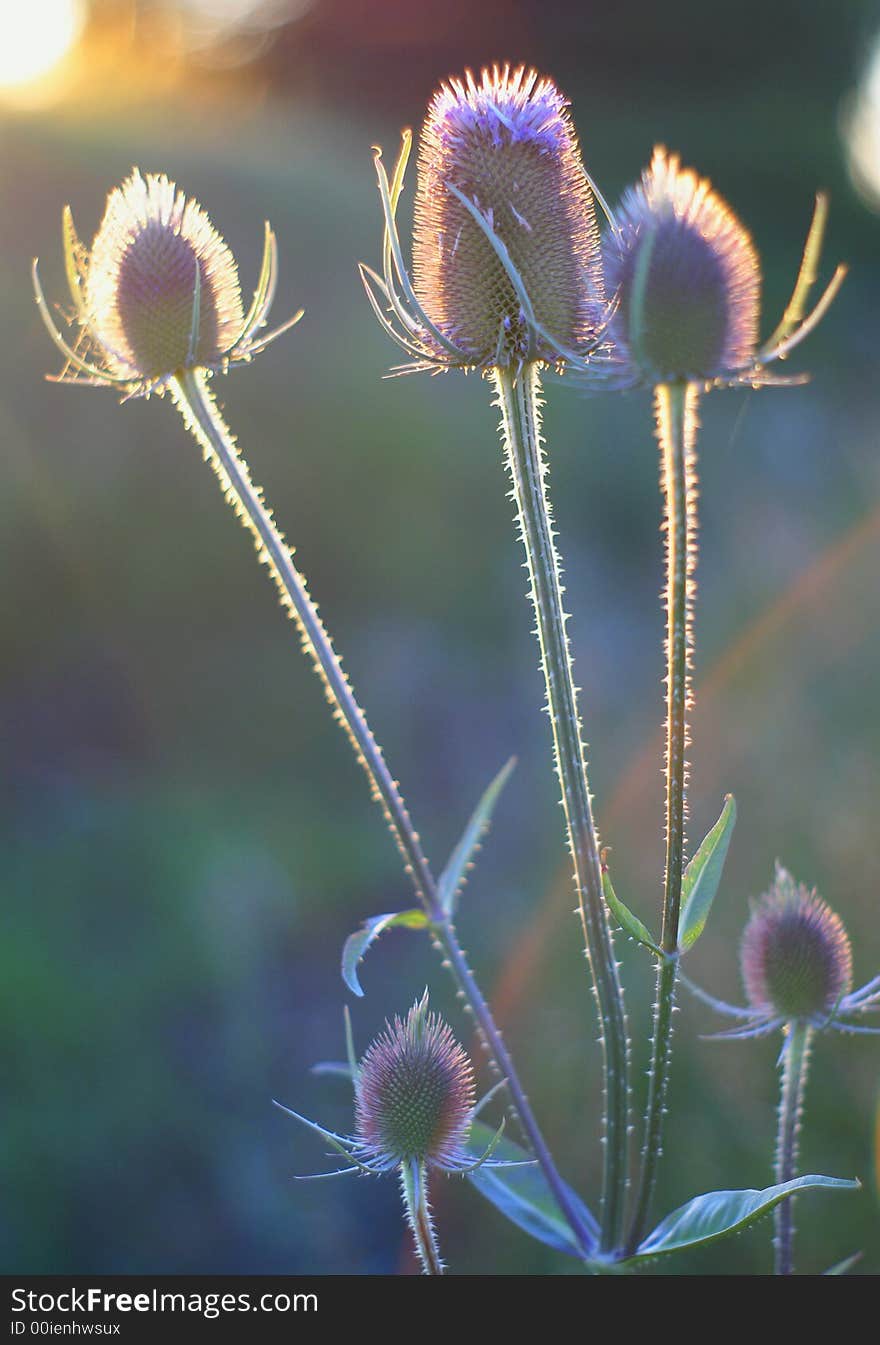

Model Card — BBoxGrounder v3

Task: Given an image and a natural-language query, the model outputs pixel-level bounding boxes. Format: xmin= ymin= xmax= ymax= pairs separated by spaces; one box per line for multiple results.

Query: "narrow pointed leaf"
xmin=602 ymin=869 xmax=662 ymax=955
xmin=309 ymin=1061 xmax=354 ymax=1081
xmin=437 ymin=758 xmax=516 ymax=916
xmin=343 ymin=1004 xmax=359 ymax=1084
xmin=679 ymin=794 xmax=737 ymax=951
xmin=629 ymin=1174 xmax=859 ymax=1262
xmin=62 ymin=205 xmax=88 ymax=320
xmin=465 ymin=1121 xmax=598 ymax=1257
xmin=824 ymin=1252 xmax=862 ymax=1275
xmin=341 ymin=909 xmax=429 ymax=997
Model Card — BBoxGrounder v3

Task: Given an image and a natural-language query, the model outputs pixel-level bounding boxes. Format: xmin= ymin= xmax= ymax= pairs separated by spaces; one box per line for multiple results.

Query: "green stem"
xmin=400 ymin=1160 xmax=444 ymax=1274
xmin=627 ymin=381 xmax=699 ymax=1253
xmin=170 ymin=368 xmax=594 ymax=1256
xmin=775 ymin=1022 xmax=812 ymax=1275
xmin=493 ymin=364 xmax=629 ymax=1253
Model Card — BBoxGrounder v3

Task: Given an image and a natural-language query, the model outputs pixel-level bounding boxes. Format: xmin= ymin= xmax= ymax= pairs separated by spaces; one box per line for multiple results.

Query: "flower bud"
xmin=740 ymin=866 xmax=853 ymax=1022
xmin=603 ymin=148 xmax=761 ymax=383
xmin=412 ymin=64 xmax=602 ymax=367
xmin=355 ymin=994 xmax=475 ymax=1168
xmin=85 ymin=169 xmax=245 ymax=382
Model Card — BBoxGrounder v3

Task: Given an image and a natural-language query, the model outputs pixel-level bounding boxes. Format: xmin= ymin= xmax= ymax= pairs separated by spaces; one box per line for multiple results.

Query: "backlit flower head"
xmin=684 ymin=863 xmax=880 ymax=1041
xmin=355 ymin=993 xmax=474 ymax=1168
xmin=362 ymin=64 xmax=610 ymax=375
xmin=741 ymin=866 xmax=852 ymax=1023
xmin=602 ymin=148 xmax=846 ymax=389
xmin=33 ymin=169 xmax=302 ymax=399
xmin=274 ymin=992 xmax=528 ymax=1178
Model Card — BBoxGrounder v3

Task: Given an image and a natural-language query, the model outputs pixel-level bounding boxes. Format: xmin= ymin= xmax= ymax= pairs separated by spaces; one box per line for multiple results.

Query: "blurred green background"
xmin=2 ymin=0 xmax=880 ymax=1275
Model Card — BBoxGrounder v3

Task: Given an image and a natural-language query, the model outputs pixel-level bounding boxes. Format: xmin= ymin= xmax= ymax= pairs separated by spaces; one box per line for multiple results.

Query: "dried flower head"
xmin=685 ymin=863 xmax=880 ymax=1041
xmin=362 ymin=64 xmax=610 ymax=375
xmin=33 ymin=168 xmax=301 ymax=399
xmin=602 ymin=148 xmax=846 ymax=389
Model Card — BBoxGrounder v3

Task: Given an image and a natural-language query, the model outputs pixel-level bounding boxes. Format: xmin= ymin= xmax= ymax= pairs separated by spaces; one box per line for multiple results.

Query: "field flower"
xmin=602 ymin=148 xmax=846 ymax=388
xmin=33 ymin=168 xmax=301 ymax=399
xmin=362 ymin=64 xmax=610 ymax=374
xmin=686 ymin=864 xmax=880 ymax=1040
xmin=276 ymin=993 xmax=530 ymax=1274
xmin=275 ymin=992 xmax=520 ymax=1177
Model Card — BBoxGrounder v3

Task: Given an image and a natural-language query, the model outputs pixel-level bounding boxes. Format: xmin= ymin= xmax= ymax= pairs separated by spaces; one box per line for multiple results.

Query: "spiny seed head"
xmin=355 ymin=993 xmax=475 ymax=1168
xmin=603 ymin=147 xmax=761 ymax=383
xmin=740 ymin=865 xmax=853 ymax=1022
xmin=412 ymin=64 xmax=602 ymax=368
xmin=85 ymin=169 xmax=245 ymax=382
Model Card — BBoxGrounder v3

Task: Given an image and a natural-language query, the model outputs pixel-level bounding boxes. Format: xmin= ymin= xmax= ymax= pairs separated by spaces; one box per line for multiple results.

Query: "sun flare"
xmin=0 ymin=0 xmax=86 ymax=98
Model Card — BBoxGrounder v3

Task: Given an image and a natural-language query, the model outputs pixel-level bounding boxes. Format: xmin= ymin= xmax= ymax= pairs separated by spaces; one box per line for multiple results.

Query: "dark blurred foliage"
xmin=2 ymin=0 xmax=880 ymax=1275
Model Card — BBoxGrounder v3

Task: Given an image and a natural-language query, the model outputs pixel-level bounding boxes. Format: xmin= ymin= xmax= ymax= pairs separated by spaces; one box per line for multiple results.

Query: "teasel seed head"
xmin=740 ymin=865 xmax=853 ymax=1023
xmin=33 ymin=168 xmax=302 ymax=398
xmin=86 ymin=171 xmax=245 ymax=382
xmin=601 ymin=148 xmax=847 ymax=391
xmin=355 ymin=992 xmax=475 ymax=1168
xmin=603 ymin=148 xmax=760 ymax=384
xmin=413 ymin=65 xmax=602 ymax=368
xmin=363 ymin=65 xmax=610 ymax=375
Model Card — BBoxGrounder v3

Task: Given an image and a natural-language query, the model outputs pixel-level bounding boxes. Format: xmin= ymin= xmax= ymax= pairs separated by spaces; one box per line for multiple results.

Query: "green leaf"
xmin=629 ymin=1174 xmax=860 ymax=1263
xmin=437 ymin=757 xmax=517 ymax=916
xmin=602 ymin=868 xmax=662 ymax=955
xmin=341 ymin=909 xmax=429 ymax=997
xmin=679 ymin=794 xmax=737 ymax=951
xmin=466 ymin=1121 xmax=598 ymax=1258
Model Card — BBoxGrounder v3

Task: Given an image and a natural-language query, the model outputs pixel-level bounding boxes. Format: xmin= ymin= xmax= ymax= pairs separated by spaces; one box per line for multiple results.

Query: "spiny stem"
xmin=627 ymin=381 xmax=699 ymax=1253
xmin=400 ymin=1160 xmax=444 ymax=1275
xmin=775 ymin=1022 xmax=813 ymax=1275
xmin=493 ymin=363 xmax=629 ymax=1253
xmin=169 ymin=368 xmax=594 ymax=1257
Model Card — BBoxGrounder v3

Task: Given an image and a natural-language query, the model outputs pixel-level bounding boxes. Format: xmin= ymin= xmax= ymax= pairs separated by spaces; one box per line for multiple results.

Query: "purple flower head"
xmin=684 ymin=862 xmax=880 ymax=1042
xmin=362 ymin=65 xmax=608 ymax=375
xmin=603 ymin=148 xmax=760 ymax=384
xmin=88 ymin=172 xmax=245 ymax=382
xmin=355 ymin=993 xmax=475 ymax=1169
xmin=275 ymin=992 xmax=530 ymax=1179
xmin=33 ymin=169 xmax=301 ymax=399
xmin=740 ymin=866 xmax=852 ymax=1023
xmin=602 ymin=148 xmax=846 ymax=390
xmin=275 ymin=995 xmax=534 ymax=1275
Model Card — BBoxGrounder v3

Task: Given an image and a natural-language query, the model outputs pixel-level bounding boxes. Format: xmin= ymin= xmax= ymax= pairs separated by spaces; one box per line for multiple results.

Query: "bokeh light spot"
xmin=0 ymin=0 xmax=86 ymax=98
xmin=843 ymin=30 xmax=880 ymax=211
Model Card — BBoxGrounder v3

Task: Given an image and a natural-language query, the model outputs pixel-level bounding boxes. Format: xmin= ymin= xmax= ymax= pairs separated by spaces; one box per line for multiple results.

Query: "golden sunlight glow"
xmin=0 ymin=0 xmax=86 ymax=98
